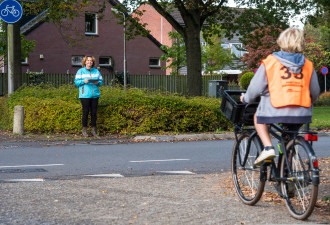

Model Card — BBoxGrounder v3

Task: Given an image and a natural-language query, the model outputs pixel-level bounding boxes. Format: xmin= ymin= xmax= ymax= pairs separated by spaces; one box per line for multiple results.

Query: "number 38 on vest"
xmin=262 ymin=55 xmax=313 ymax=108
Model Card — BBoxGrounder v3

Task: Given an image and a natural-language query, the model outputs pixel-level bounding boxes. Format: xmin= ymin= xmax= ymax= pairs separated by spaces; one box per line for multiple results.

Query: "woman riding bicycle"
xmin=240 ymin=27 xmax=320 ymax=166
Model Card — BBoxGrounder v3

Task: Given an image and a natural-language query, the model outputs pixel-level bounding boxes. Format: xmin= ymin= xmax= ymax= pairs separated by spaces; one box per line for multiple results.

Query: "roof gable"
xmin=20 ymin=0 xmax=162 ymax=48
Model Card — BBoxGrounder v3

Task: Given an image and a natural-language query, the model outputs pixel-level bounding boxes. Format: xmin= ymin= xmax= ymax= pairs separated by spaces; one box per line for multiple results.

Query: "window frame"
xmin=99 ymin=56 xmax=113 ymax=67
xmin=21 ymin=57 xmax=28 ymax=65
xmin=221 ymin=43 xmax=230 ymax=49
xmin=71 ymin=55 xmax=84 ymax=67
xmin=149 ymin=58 xmax=161 ymax=68
xmin=85 ymin=12 xmax=98 ymax=35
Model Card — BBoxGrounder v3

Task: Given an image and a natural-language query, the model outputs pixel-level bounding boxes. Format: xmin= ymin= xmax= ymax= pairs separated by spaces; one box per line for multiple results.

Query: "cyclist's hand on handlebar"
xmin=240 ymin=94 xmax=245 ymax=103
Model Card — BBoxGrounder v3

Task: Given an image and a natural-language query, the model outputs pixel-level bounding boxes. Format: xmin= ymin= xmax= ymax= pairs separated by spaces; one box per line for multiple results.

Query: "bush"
xmin=240 ymin=72 xmax=254 ymax=90
xmin=314 ymin=92 xmax=330 ymax=106
xmin=25 ymin=72 xmax=45 ymax=85
xmin=1 ymin=85 xmax=232 ymax=135
xmin=0 ymin=97 xmax=10 ymax=130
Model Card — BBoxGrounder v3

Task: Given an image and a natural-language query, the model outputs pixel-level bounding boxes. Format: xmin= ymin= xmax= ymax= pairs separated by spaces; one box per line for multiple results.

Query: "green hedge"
xmin=0 ymin=85 xmax=231 ymax=135
xmin=0 ymin=97 xmax=10 ymax=130
xmin=314 ymin=92 xmax=330 ymax=106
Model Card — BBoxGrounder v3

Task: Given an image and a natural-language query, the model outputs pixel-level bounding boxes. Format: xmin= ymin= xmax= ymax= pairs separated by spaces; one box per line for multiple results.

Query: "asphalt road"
xmin=1 ymin=136 xmax=329 ymax=181
xmin=0 ymin=139 xmax=234 ymax=181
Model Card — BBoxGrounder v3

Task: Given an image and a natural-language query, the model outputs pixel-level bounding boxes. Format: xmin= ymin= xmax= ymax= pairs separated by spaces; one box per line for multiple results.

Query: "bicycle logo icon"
xmin=0 ymin=0 xmax=23 ymax=24
xmin=1 ymin=5 xmax=20 ymax=17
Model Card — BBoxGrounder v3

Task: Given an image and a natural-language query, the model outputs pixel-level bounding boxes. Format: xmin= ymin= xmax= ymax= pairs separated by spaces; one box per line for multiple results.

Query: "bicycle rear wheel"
xmin=232 ymin=132 xmax=265 ymax=205
xmin=280 ymin=137 xmax=318 ymax=220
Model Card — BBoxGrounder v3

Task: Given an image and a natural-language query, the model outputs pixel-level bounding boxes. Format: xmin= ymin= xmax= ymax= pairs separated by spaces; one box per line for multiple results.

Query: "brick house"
xmin=20 ymin=0 xmax=166 ymax=75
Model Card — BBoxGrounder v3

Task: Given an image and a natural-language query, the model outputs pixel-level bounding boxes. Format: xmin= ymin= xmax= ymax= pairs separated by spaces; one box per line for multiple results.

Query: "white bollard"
xmin=13 ymin=105 xmax=24 ymax=135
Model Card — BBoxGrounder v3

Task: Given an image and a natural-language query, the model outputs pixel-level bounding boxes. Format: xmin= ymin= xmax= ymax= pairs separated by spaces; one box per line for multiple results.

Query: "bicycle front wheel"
xmin=280 ymin=137 xmax=318 ymax=220
xmin=232 ymin=132 xmax=265 ymax=205
xmin=1 ymin=9 xmax=8 ymax=16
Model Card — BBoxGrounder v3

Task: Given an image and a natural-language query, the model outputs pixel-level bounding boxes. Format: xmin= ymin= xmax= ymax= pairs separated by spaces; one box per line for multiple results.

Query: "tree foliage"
xmin=305 ymin=0 xmax=329 ymax=29
xmin=160 ymin=31 xmax=186 ymax=75
xmin=202 ymin=24 xmax=233 ymax=75
xmin=241 ymin=26 xmax=282 ymax=70
xmin=0 ymin=22 xmax=35 ymax=69
xmin=305 ymin=0 xmax=330 ymax=51
xmin=22 ymin=0 xmax=103 ymax=23
xmin=304 ymin=37 xmax=330 ymax=74
xmin=160 ymin=28 xmax=233 ymax=76
xmin=304 ymin=25 xmax=330 ymax=92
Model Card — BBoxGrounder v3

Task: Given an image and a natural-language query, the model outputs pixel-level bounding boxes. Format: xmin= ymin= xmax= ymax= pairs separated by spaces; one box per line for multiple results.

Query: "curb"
xmin=0 ymin=131 xmax=329 ymax=144
xmin=134 ymin=133 xmax=233 ymax=142
xmin=134 ymin=132 xmax=330 ymax=142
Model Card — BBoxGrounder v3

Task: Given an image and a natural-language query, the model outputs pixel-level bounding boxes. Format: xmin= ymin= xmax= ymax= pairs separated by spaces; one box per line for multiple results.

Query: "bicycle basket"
xmin=220 ymin=90 xmax=258 ymax=125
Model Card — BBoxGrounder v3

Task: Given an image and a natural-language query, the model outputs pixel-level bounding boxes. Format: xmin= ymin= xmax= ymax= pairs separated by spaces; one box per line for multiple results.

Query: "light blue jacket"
xmin=75 ymin=67 xmax=103 ymax=98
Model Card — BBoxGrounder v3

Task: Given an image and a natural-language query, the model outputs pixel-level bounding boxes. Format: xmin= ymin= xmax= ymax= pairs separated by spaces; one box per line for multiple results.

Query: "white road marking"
xmin=130 ymin=159 xmax=190 ymax=163
xmin=0 ymin=164 xmax=64 ymax=169
xmin=3 ymin=178 xmax=45 ymax=182
xmin=85 ymin=174 xmax=124 ymax=178
xmin=158 ymin=171 xmax=196 ymax=175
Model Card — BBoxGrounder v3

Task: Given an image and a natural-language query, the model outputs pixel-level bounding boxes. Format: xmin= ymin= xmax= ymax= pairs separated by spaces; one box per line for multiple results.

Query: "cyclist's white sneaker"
xmin=254 ymin=147 xmax=276 ymax=166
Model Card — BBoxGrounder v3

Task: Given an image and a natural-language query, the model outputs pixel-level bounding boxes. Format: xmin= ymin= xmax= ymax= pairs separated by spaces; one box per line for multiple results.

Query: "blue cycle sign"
xmin=0 ymin=0 xmax=23 ymax=23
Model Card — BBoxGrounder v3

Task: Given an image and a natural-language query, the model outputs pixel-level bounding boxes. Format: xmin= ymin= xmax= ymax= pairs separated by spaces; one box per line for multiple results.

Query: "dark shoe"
xmin=91 ymin=127 xmax=100 ymax=138
xmin=82 ymin=127 xmax=88 ymax=137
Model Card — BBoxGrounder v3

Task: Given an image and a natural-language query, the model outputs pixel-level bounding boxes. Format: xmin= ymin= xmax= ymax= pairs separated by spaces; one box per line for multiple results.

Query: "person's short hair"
xmin=81 ymin=55 xmax=96 ymax=68
xmin=277 ymin=28 xmax=305 ymax=53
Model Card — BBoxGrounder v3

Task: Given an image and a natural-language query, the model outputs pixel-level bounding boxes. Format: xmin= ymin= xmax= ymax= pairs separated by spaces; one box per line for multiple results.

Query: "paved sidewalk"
xmin=1 ymin=172 xmax=329 ymax=224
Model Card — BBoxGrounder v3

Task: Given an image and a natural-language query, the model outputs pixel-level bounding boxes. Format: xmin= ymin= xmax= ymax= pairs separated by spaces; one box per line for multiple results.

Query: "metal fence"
xmin=0 ymin=73 xmax=240 ymax=96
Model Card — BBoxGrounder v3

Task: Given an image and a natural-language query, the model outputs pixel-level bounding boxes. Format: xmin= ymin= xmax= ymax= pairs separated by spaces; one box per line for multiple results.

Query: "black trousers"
xmin=80 ymin=98 xmax=99 ymax=127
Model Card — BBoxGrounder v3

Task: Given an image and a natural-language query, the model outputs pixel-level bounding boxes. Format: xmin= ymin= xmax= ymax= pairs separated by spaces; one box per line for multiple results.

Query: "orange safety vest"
xmin=262 ymin=55 xmax=313 ymax=108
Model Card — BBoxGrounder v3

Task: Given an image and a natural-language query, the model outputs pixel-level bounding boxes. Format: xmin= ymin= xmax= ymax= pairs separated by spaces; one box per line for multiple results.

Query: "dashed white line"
xmin=0 ymin=164 xmax=64 ymax=169
xmin=3 ymin=178 xmax=45 ymax=182
xmin=158 ymin=171 xmax=196 ymax=175
xmin=130 ymin=159 xmax=190 ymax=163
xmin=84 ymin=174 xmax=124 ymax=178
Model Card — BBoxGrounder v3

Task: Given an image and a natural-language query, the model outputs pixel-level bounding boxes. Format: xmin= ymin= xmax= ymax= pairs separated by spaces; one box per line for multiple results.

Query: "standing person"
xmin=75 ymin=56 xmax=103 ymax=138
xmin=241 ymin=27 xmax=320 ymax=166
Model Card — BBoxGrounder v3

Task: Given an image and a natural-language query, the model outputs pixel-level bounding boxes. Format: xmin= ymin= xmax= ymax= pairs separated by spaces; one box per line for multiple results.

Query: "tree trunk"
xmin=184 ymin=26 xmax=202 ymax=96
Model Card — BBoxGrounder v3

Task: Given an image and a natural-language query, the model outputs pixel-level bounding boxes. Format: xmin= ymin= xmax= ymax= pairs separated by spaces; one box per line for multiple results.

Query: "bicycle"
xmin=220 ymin=90 xmax=320 ymax=220
xmin=1 ymin=5 xmax=20 ymax=17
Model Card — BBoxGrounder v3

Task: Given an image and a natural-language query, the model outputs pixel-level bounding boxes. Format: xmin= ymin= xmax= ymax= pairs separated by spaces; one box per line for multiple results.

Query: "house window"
xmin=149 ymin=58 xmax=160 ymax=68
xmin=99 ymin=56 xmax=113 ymax=67
xmin=221 ymin=43 xmax=230 ymax=49
xmin=21 ymin=57 xmax=28 ymax=65
xmin=231 ymin=43 xmax=243 ymax=58
xmin=71 ymin=55 xmax=84 ymax=66
xmin=85 ymin=13 xmax=97 ymax=35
